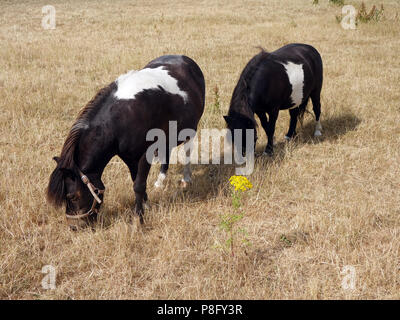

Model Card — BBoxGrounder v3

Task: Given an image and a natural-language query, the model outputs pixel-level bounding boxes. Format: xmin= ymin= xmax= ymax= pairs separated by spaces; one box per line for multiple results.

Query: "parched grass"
xmin=357 ymin=2 xmax=385 ymax=23
xmin=0 ymin=0 xmax=399 ymax=299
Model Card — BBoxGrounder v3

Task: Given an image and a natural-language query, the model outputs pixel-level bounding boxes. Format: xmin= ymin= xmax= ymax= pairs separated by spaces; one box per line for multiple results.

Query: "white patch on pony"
xmin=114 ymin=66 xmax=188 ymax=102
xmin=279 ymin=61 xmax=304 ymax=109
xmin=154 ymin=172 xmax=166 ymax=188
xmin=314 ymin=119 xmax=322 ymax=137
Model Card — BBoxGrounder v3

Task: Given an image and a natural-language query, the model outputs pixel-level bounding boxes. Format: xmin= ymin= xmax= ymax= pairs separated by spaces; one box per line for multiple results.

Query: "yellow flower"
xmin=229 ymin=175 xmax=253 ymax=192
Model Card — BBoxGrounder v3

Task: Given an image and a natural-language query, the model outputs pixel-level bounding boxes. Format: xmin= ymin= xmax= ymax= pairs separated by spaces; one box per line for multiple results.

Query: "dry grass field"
xmin=0 ymin=0 xmax=399 ymax=299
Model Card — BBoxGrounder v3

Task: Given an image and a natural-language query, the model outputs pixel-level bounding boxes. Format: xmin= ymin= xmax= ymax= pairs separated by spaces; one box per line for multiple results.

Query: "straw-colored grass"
xmin=0 ymin=0 xmax=399 ymax=299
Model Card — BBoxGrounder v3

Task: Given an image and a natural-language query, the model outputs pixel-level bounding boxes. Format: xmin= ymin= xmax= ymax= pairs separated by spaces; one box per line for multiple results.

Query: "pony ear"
xmin=223 ymin=115 xmax=231 ymax=124
xmin=59 ymin=167 xmax=73 ymax=174
xmin=52 ymin=157 xmax=77 ymax=179
xmin=245 ymin=118 xmax=255 ymax=128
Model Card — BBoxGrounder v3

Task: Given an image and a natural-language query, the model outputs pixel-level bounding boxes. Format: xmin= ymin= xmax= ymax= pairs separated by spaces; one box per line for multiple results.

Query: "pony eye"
xmin=66 ymin=193 xmax=78 ymax=201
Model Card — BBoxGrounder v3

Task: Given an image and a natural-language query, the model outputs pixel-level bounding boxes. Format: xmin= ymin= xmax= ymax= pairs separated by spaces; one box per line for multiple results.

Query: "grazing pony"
xmin=224 ymin=43 xmax=323 ymax=156
xmin=47 ymin=55 xmax=205 ymax=228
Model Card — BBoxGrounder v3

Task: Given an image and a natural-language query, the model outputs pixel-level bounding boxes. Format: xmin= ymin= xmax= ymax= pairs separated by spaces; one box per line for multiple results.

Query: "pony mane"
xmin=46 ymin=82 xmax=116 ymax=207
xmin=229 ymin=47 xmax=269 ymax=125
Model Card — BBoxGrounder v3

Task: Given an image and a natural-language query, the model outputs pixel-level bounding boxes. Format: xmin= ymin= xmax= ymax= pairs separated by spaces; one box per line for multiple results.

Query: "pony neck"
xmin=75 ymin=128 xmax=115 ymax=182
xmin=229 ymin=77 xmax=256 ymax=125
xmin=229 ymin=99 xmax=255 ymax=126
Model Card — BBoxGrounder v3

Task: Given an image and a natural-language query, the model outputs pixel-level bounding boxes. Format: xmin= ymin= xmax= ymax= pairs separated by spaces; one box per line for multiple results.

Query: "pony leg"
xmin=311 ymin=89 xmax=322 ymax=137
xmin=154 ymin=148 xmax=170 ymax=189
xmin=285 ymin=107 xmax=299 ymax=140
xmin=256 ymin=111 xmax=269 ymax=140
xmin=126 ymin=159 xmax=149 ymax=218
xmin=285 ymin=97 xmax=309 ymax=140
xmin=180 ymin=142 xmax=192 ymax=188
xmin=263 ymin=111 xmax=278 ymax=156
xmin=134 ymin=153 xmax=151 ymax=224
xmin=154 ymin=164 xmax=168 ymax=189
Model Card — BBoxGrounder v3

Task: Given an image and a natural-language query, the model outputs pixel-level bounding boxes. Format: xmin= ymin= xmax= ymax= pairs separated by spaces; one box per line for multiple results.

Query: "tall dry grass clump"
xmin=357 ymin=3 xmax=384 ymax=23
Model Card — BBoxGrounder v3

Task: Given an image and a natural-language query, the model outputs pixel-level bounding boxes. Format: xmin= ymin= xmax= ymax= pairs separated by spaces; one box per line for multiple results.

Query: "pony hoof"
xmin=154 ymin=173 xmax=166 ymax=189
xmin=285 ymin=134 xmax=297 ymax=141
xmin=314 ymin=130 xmax=322 ymax=137
xmin=179 ymin=179 xmax=191 ymax=189
xmin=154 ymin=181 xmax=164 ymax=189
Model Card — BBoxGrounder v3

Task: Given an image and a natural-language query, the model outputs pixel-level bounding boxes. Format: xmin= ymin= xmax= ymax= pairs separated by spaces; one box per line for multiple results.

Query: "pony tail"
xmin=46 ymin=165 xmax=66 ymax=208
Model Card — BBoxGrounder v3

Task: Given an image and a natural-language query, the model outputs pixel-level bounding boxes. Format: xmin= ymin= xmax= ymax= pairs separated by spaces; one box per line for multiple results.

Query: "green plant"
xmin=357 ymin=3 xmax=384 ymax=23
xmin=335 ymin=2 xmax=384 ymax=26
xmin=216 ymin=176 xmax=252 ymax=257
xmin=329 ymin=0 xmax=345 ymax=6
xmin=280 ymin=234 xmax=293 ymax=247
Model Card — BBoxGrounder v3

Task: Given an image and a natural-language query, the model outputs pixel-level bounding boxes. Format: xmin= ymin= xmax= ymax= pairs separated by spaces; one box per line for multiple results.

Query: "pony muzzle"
xmin=66 ymin=209 xmax=98 ymax=230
